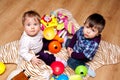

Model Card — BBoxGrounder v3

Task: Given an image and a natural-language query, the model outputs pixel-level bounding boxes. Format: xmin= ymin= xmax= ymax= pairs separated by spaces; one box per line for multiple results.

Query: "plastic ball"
xmin=50 ymin=61 xmax=64 ymax=75
xmin=50 ymin=75 xmax=58 ymax=80
xmin=50 ymin=77 xmax=55 ymax=80
xmin=43 ymin=27 xmax=56 ymax=40
xmin=57 ymin=74 xmax=69 ymax=80
xmin=69 ymin=74 xmax=82 ymax=80
xmin=48 ymin=41 xmax=62 ymax=54
xmin=75 ymin=65 xmax=88 ymax=77
xmin=0 ymin=62 xmax=6 ymax=74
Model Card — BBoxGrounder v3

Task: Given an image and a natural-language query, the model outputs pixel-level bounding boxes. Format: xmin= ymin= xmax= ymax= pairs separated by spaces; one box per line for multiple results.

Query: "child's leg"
xmin=67 ymin=57 xmax=86 ymax=70
xmin=85 ymin=64 xmax=96 ymax=77
xmin=37 ymin=51 xmax=56 ymax=66
xmin=41 ymin=38 xmax=51 ymax=51
xmin=7 ymin=69 xmax=22 ymax=80
xmin=36 ymin=38 xmax=55 ymax=65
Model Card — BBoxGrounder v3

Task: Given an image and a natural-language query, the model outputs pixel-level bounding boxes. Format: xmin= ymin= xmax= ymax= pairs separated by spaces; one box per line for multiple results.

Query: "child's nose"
xmin=87 ymin=30 xmax=90 ymax=34
xmin=31 ymin=26 xmax=35 ymax=29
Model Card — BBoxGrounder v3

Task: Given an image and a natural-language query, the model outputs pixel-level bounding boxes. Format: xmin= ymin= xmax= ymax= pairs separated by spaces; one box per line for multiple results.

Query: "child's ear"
xmin=96 ymin=33 xmax=100 ymax=36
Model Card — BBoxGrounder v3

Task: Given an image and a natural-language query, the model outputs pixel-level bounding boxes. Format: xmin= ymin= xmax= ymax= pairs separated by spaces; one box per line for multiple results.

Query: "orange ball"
xmin=48 ymin=41 xmax=61 ymax=54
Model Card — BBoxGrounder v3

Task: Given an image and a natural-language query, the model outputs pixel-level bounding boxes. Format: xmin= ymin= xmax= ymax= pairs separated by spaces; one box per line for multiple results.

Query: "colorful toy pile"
xmin=41 ymin=11 xmax=76 ymax=53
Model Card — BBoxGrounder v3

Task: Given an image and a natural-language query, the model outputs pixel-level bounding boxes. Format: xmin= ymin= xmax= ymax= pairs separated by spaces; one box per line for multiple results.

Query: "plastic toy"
xmin=48 ymin=40 xmax=62 ymax=54
xmin=57 ymin=74 xmax=69 ymax=80
xmin=53 ymin=35 xmax=64 ymax=43
xmin=41 ymin=14 xmax=58 ymax=30
xmin=56 ymin=12 xmax=75 ymax=35
xmin=43 ymin=27 xmax=56 ymax=40
xmin=50 ymin=61 xmax=64 ymax=75
xmin=69 ymin=74 xmax=82 ymax=80
xmin=75 ymin=65 xmax=88 ymax=77
xmin=0 ymin=62 xmax=6 ymax=74
xmin=50 ymin=75 xmax=58 ymax=80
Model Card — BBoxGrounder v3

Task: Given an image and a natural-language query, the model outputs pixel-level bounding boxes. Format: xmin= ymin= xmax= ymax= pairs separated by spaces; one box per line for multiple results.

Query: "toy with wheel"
xmin=48 ymin=40 xmax=62 ymax=54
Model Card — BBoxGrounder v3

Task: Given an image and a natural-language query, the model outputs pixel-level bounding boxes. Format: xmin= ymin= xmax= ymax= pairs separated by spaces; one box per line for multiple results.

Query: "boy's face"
xmin=83 ymin=22 xmax=99 ymax=39
xmin=24 ymin=17 xmax=40 ymax=37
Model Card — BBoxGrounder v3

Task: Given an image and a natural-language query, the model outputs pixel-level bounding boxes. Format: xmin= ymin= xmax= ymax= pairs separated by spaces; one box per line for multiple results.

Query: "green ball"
xmin=75 ymin=65 xmax=88 ymax=77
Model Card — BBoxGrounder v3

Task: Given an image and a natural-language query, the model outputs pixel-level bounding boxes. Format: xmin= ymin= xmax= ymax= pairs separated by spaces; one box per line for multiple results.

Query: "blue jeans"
xmin=67 ymin=57 xmax=86 ymax=70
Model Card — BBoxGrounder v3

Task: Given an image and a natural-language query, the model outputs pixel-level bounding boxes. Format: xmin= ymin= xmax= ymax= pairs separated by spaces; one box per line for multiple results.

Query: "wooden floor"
xmin=0 ymin=0 xmax=120 ymax=80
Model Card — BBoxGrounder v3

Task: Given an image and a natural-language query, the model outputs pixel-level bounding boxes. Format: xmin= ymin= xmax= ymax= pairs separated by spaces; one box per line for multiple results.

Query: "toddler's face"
xmin=24 ymin=17 xmax=40 ymax=37
xmin=83 ymin=23 xmax=99 ymax=39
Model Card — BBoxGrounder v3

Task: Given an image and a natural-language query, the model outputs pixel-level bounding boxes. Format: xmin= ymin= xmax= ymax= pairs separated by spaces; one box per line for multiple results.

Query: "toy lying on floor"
xmin=0 ymin=9 xmax=120 ymax=80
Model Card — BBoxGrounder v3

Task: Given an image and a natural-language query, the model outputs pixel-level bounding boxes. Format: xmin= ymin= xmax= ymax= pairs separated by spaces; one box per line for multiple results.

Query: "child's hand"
xmin=30 ymin=55 xmax=41 ymax=66
xmin=67 ymin=47 xmax=73 ymax=57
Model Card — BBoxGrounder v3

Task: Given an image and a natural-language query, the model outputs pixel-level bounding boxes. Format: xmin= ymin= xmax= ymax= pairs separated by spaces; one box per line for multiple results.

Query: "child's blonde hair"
xmin=22 ymin=10 xmax=41 ymax=25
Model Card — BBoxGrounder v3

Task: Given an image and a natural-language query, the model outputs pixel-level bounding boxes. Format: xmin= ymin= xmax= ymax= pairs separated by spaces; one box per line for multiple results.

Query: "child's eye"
xmin=86 ymin=26 xmax=90 ymax=28
xmin=92 ymin=29 xmax=95 ymax=32
xmin=34 ymin=23 xmax=37 ymax=26
xmin=92 ymin=29 xmax=98 ymax=32
xmin=27 ymin=23 xmax=30 ymax=26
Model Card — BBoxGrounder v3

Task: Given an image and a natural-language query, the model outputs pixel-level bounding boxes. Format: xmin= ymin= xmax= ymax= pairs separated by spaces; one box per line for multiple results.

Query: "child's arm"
xmin=69 ymin=35 xmax=101 ymax=61
xmin=68 ymin=33 xmax=77 ymax=48
xmin=19 ymin=38 xmax=34 ymax=62
xmin=31 ymin=55 xmax=41 ymax=66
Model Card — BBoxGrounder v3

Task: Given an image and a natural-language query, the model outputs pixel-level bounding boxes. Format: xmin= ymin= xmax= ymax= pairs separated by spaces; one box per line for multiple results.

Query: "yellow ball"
xmin=0 ymin=62 xmax=6 ymax=74
xmin=69 ymin=74 xmax=82 ymax=80
xmin=43 ymin=27 xmax=56 ymax=40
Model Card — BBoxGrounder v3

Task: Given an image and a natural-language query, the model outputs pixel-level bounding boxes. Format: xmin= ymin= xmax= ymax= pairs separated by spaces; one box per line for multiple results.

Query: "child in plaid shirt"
xmin=66 ymin=13 xmax=105 ymax=77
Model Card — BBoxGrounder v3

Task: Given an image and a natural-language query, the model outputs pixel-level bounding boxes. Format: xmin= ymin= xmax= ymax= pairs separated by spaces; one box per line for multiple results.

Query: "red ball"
xmin=48 ymin=41 xmax=62 ymax=54
xmin=50 ymin=61 xmax=64 ymax=75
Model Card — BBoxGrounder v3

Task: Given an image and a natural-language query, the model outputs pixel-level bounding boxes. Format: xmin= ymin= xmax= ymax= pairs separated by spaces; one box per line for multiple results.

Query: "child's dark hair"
xmin=84 ymin=13 xmax=106 ymax=33
xmin=22 ymin=10 xmax=41 ymax=25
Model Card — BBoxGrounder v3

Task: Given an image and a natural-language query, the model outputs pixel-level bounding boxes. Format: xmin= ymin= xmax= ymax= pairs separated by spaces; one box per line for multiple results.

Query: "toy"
xmin=75 ymin=65 xmax=88 ymax=77
xmin=12 ymin=70 xmax=30 ymax=80
xmin=50 ymin=75 xmax=58 ymax=80
xmin=41 ymin=14 xmax=58 ymax=30
xmin=54 ymin=12 xmax=75 ymax=47
xmin=57 ymin=74 xmax=69 ymax=80
xmin=43 ymin=27 xmax=57 ymax=40
xmin=53 ymin=35 xmax=64 ymax=43
xmin=69 ymin=74 xmax=82 ymax=80
xmin=48 ymin=40 xmax=62 ymax=54
xmin=50 ymin=74 xmax=68 ymax=80
xmin=50 ymin=61 xmax=64 ymax=75
xmin=56 ymin=11 xmax=75 ymax=35
xmin=0 ymin=62 xmax=6 ymax=74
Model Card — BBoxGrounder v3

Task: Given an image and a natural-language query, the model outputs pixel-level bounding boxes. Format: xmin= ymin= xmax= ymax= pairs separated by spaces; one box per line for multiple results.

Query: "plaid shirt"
xmin=69 ymin=27 xmax=101 ymax=60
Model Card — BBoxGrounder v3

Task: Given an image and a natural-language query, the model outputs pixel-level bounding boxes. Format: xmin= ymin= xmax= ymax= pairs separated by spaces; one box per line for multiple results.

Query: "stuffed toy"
xmin=0 ymin=8 xmax=120 ymax=80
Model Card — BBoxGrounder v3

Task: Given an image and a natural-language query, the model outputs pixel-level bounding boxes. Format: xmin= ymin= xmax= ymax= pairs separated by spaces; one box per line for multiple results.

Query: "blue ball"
xmin=57 ymin=74 xmax=69 ymax=80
